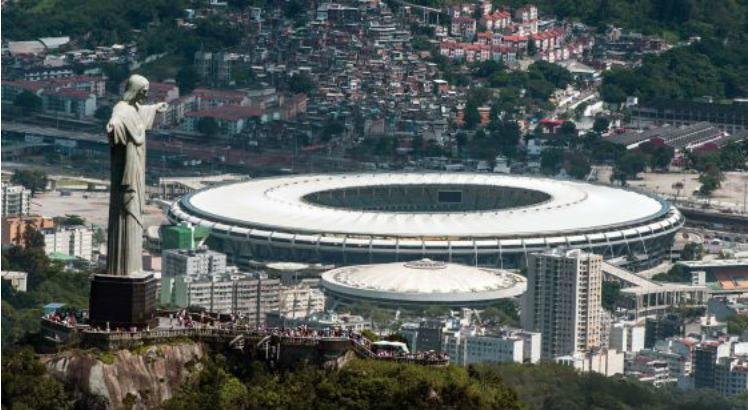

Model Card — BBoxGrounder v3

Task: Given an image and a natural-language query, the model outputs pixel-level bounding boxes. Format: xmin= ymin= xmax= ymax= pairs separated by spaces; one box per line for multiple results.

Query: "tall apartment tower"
xmin=2 ymin=184 xmax=31 ymax=217
xmin=522 ymin=249 xmax=603 ymax=359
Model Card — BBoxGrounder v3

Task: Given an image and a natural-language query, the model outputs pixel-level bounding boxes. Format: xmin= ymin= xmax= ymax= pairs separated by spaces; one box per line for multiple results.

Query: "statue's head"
xmin=123 ymin=74 xmax=149 ymax=104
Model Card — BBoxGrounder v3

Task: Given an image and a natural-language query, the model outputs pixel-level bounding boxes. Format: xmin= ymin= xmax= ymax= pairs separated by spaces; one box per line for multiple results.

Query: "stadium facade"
xmin=167 ymin=173 xmax=684 ymax=270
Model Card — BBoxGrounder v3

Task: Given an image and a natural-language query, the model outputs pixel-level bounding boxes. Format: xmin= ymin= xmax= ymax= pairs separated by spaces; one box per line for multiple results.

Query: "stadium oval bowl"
xmin=167 ymin=173 xmax=683 ymax=270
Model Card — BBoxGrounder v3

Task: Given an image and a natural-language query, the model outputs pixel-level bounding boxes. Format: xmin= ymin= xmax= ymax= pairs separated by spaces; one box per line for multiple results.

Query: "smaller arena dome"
xmin=320 ymin=259 xmax=526 ymax=309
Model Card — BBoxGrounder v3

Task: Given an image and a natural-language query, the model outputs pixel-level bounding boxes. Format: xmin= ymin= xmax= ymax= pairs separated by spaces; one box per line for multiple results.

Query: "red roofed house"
xmin=451 ymin=16 xmax=477 ymax=40
xmin=42 ymin=88 xmax=96 ymax=119
xmin=482 ymin=10 xmax=511 ymax=31
xmin=538 ymin=118 xmax=565 ymax=134
xmin=184 ymin=105 xmax=263 ymax=136
xmin=192 ymin=87 xmax=251 ymax=110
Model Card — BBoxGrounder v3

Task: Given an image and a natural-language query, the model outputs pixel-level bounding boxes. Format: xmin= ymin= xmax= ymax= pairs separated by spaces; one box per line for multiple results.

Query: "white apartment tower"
xmin=2 ymin=184 xmax=31 ymax=216
xmin=42 ymin=226 xmax=93 ymax=261
xmin=522 ymin=249 xmax=603 ymax=358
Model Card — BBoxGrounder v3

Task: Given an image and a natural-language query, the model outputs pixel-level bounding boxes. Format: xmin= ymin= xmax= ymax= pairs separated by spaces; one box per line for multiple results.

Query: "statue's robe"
xmin=106 ymin=101 xmax=159 ymax=276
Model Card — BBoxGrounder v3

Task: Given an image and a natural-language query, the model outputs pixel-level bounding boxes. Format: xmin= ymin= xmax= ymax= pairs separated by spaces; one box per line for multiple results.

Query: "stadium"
xmin=320 ymin=259 xmax=527 ymax=309
xmin=167 ymin=173 xmax=684 ymax=270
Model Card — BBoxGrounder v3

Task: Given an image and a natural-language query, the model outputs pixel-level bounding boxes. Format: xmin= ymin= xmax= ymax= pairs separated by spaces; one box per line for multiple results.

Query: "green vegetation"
xmin=2 ymin=0 xmax=187 ymax=46
xmin=481 ymin=299 xmax=520 ymax=326
xmin=2 ymin=348 xmax=73 ymax=410
xmin=479 ymin=361 xmax=748 ymax=410
xmin=602 ymin=39 xmax=748 ymax=103
xmin=652 ymin=264 xmax=691 ymax=282
xmin=13 ymin=91 xmax=43 ymax=115
xmin=602 ymin=281 xmax=622 ymax=311
xmin=163 ymin=356 xmax=522 ymax=410
xmin=611 ymin=151 xmax=648 ymax=185
xmin=197 ymin=117 xmax=220 ymax=137
xmin=490 ymin=0 xmax=746 ymax=39
xmin=727 ymin=315 xmax=748 ymax=335
xmin=2 ymin=238 xmax=90 ymax=348
xmin=11 ymin=169 xmax=48 ymax=195
xmin=288 ymin=73 xmax=316 ymax=95
xmin=680 ymin=242 xmax=704 ymax=261
xmin=52 ymin=214 xmax=86 ymax=227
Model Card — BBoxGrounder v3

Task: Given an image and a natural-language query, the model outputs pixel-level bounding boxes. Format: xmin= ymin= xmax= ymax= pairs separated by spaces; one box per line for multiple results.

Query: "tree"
xmin=698 ymin=168 xmax=722 ymax=197
xmin=652 ymin=264 xmax=691 ymax=282
xmin=727 ymin=315 xmax=748 ymax=335
xmin=463 ymin=102 xmax=480 ymax=129
xmin=611 ymin=151 xmax=647 ymax=185
xmin=491 ymin=120 xmax=522 ymax=157
xmin=541 ymin=148 xmax=564 ymax=175
xmin=560 ymin=121 xmax=577 ymax=139
xmin=13 ymin=91 xmax=42 ymax=114
xmin=197 ymin=117 xmax=219 ymax=137
xmin=602 ymin=281 xmax=621 ymax=311
xmin=681 ymin=242 xmax=704 ymax=261
xmin=284 ymin=0 xmax=304 ymax=20
xmin=54 ymin=214 xmax=86 ymax=227
xmin=599 ymin=83 xmax=627 ymax=104
xmin=592 ymin=117 xmax=610 ymax=134
xmin=94 ymin=105 xmax=113 ymax=125
xmin=2 ymin=348 xmax=73 ymax=410
xmin=23 ymin=225 xmax=45 ymax=250
xmin=11 ymin=169 xmax=47 ymax=195
xmin=288 ymin=73 xmax=315 ymax=94
xmin=639 ymin=141 xmax=674 ymax=171
xmin=527 ymin=39 xmax=538 ymax=56
xmin=672 ymin=181 xmax=685 ymax=199
xmin=321 ymin=119 xmax=345 ymax=142
xmin=176 ymin=65 xmax=199 ymax=94
xmin=565 ymin=151 xmax=591 ymax=180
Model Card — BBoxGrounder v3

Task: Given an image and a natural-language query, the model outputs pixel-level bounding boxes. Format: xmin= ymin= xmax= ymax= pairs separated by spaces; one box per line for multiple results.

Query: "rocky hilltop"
xmin=42 ymin=342 xmax=205 ymax=410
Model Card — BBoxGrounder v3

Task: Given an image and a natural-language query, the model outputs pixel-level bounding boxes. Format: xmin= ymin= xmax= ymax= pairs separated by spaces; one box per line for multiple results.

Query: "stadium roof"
xmin=182 ymin=173 xmax=668 ymax=238
xmin=321 ymin=259 xmax=526 ymax=303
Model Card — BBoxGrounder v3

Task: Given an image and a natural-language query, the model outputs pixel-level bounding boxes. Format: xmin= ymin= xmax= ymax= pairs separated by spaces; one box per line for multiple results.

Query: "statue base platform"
xmin=88 ymin=272 xmax=158 ymax=330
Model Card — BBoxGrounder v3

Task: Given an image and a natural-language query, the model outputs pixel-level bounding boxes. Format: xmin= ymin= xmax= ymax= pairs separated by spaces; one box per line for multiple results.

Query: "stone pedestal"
xmin=89 ymin=273 xmax=158 ymax=330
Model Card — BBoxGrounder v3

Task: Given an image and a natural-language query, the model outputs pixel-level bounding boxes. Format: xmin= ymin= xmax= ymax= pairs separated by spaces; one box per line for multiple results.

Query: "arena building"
xmin=320 ymin=259 xmax=527 ymax=309
xmin=167 ymin=173 xmax=684 ymax=270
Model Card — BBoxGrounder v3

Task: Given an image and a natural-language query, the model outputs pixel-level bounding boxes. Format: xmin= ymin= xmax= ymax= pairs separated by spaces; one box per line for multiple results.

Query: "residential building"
xmin=626 ymin=355 xmax=676 ymax=386
xmin=694 ymin=340 xmax=732 ymax=389
xmin=267 ymin=311 xmax=371 ymax=332
xmin=161 ymin=247 xmax=227 ymax=278
xmin=278 ymin=280 xmax=326 ymax=319
xmin=522 ymin=249 xmax=603 ymax=358
xmin=609 ymin=320 xmax=645 ymax=353
xmin=42 ymin=226 xmax=93 ymax=261
xmin=1 ymin=215 xmax=55 ymax=247
xmin=183 ymin=105 xmax=263 ymax=136
xmin=715 ymin=356 xmax=748 ymax=397
xmin=418 ymin=318 xmax=448 ymax=352
xmin=645 ymin=314 xmax=683 ymax=348
xmin=555 ymin=348 xmax=624 ymax=376
xmin=194 ymin=51 xmax=242 ymax=85
xmin=1 ymin=271 xmax=29 ymax=292
xmin=161 ymin=271 xmax=280 ymax=327
xmin=444 ymin=327 xmax=541 ymax=365
xmin=42 ymin=88 xmax=96 ymax=119
xmin=2 ymin=184 xmax=31 ymax=216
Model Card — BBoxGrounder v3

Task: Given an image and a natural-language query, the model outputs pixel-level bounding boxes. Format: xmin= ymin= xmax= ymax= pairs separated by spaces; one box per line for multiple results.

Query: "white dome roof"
xmin=320 ymin=259 xmax=526 ymax=304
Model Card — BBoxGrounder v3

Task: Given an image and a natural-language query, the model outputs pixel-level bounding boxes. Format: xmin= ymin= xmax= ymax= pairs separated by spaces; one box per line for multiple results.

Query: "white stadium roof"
xmin=182 ymin=173 xmax=667 ymax=237
xmin=321 ymin=259 xmax=527 ymax=303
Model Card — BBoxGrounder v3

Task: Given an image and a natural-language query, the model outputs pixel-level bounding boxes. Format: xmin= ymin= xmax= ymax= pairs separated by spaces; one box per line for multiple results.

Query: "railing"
xmin=78 ymin=326 xmax=449 ymax=365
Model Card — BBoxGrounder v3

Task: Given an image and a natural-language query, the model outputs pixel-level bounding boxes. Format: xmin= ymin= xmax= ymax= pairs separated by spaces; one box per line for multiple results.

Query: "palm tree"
xmin=672 ymin=181 xmax=684 ymax=201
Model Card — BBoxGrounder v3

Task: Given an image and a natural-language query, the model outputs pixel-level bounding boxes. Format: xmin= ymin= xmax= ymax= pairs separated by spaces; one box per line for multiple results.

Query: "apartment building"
xmin=522 ymin=249 xmax=603 ymax=358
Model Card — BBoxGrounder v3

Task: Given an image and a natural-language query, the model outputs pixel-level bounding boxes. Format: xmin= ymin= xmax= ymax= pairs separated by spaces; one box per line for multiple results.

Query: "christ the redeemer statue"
xmin=106 ymin=74 xmax=167 ymax=276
